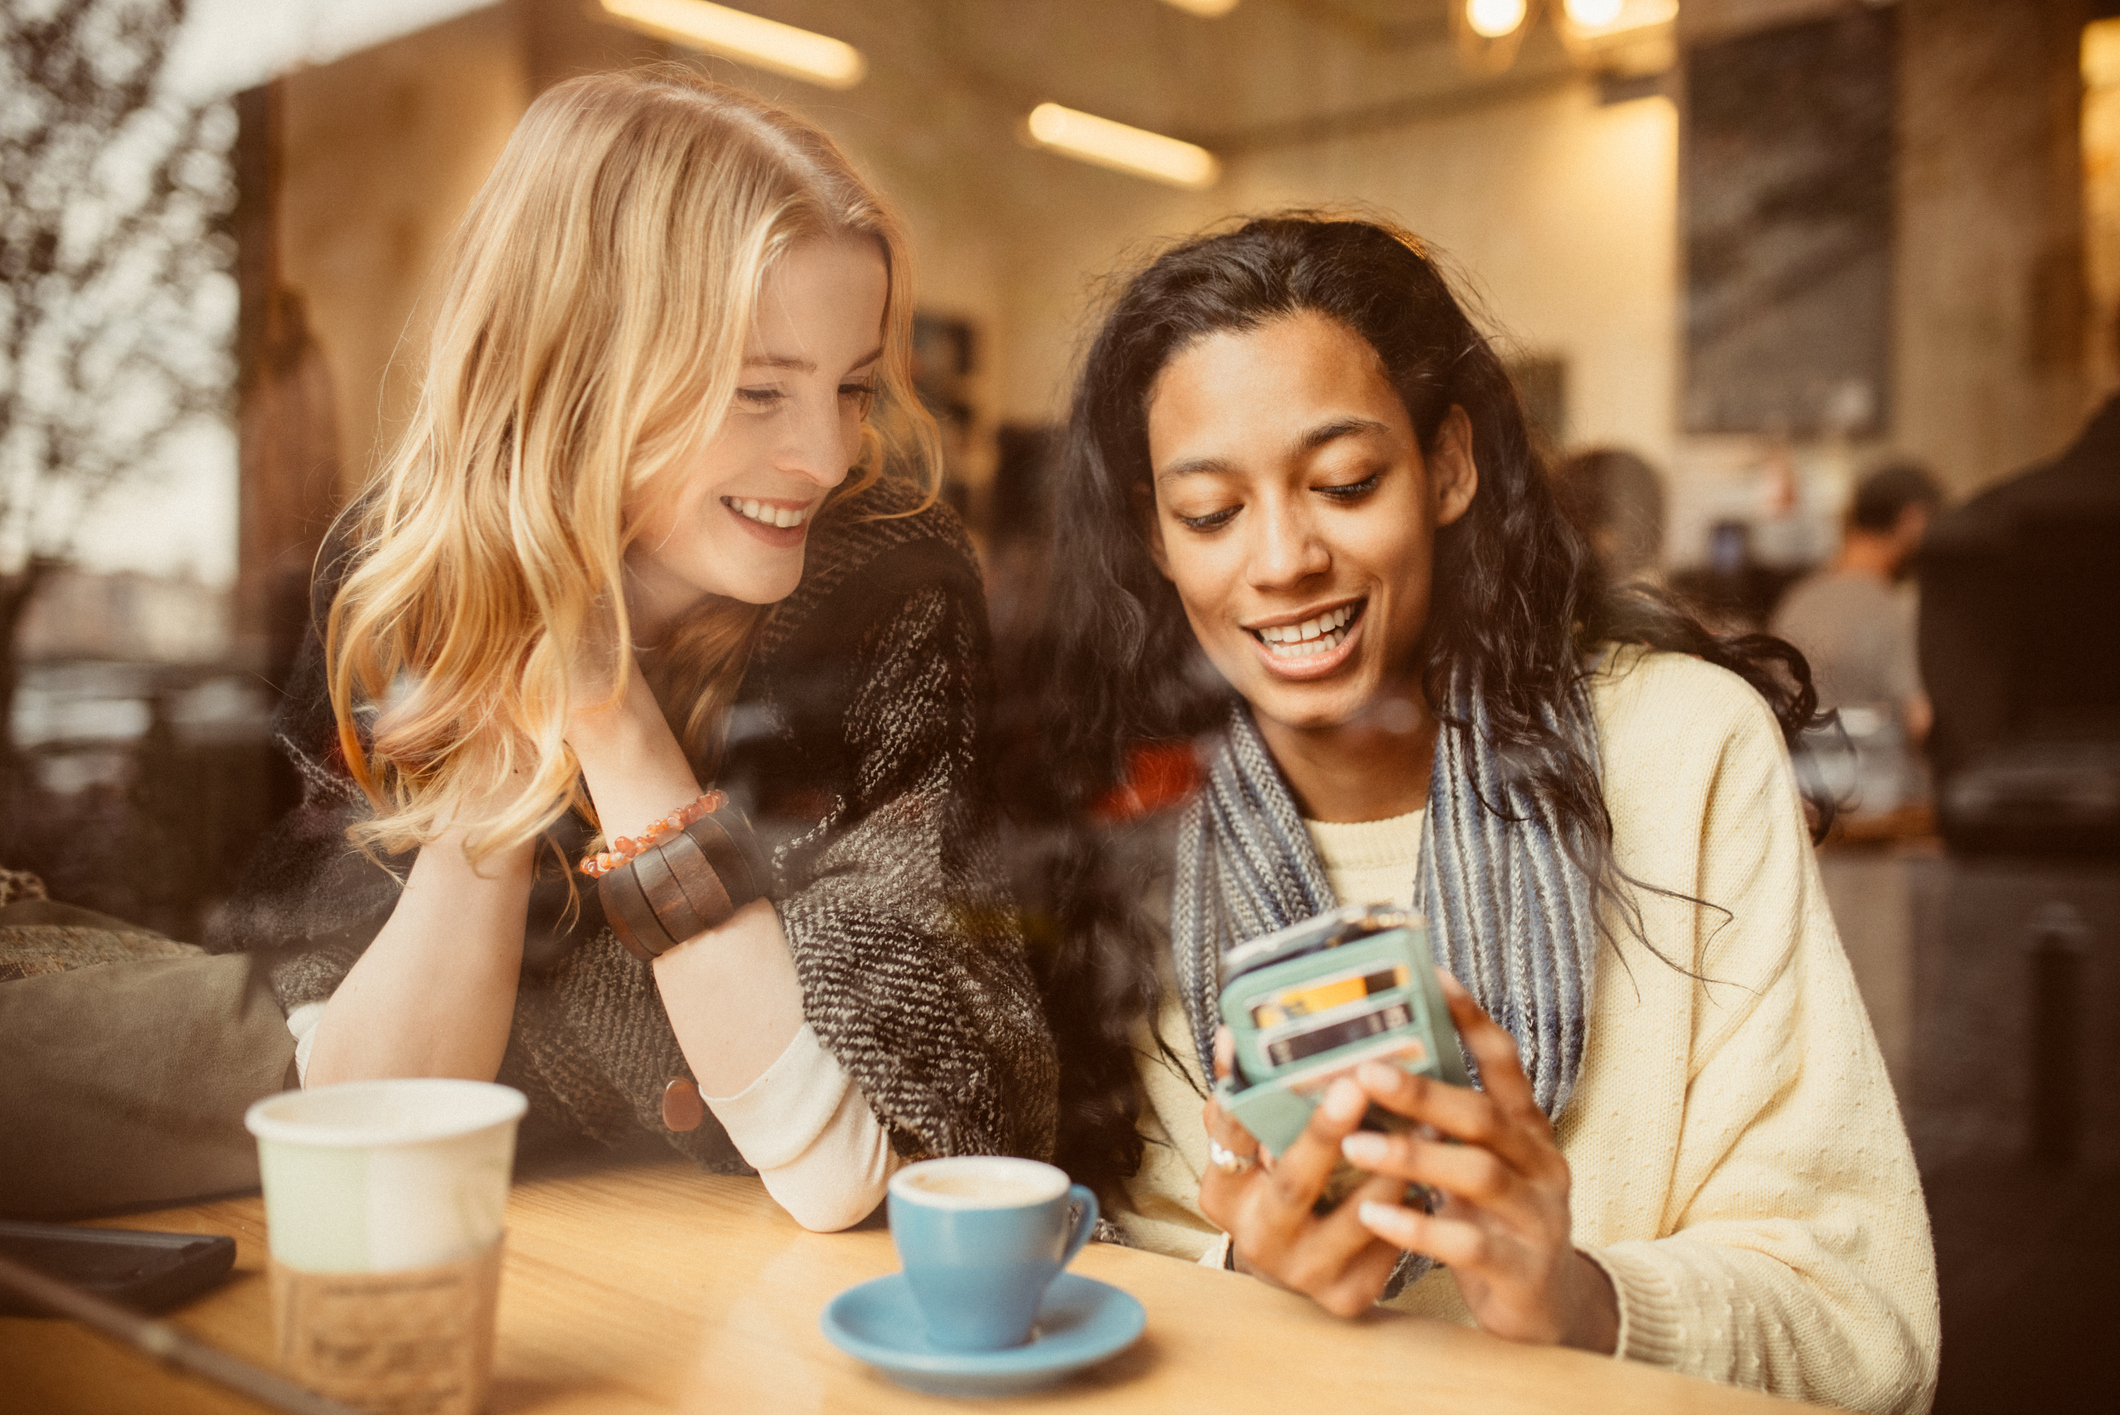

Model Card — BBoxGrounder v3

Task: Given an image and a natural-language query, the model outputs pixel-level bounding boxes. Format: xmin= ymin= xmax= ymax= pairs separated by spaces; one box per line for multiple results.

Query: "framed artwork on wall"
xmin=1682 ymin=6 xmax=1896 ymax=437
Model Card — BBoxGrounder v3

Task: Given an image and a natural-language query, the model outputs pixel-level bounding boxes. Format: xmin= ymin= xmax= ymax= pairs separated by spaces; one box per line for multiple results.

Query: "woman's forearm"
xmin=651 ymin=897 xmax=805 ymax=1095
xmin=304 ymin=831 xmax=534 ymax=1087
xmin=569 ymin=657 xmax=805 ymax=1096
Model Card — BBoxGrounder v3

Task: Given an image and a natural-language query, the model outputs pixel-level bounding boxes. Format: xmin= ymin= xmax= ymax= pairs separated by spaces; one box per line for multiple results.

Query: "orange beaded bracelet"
xmin=578 ymin=789 xmax=728 ymax=879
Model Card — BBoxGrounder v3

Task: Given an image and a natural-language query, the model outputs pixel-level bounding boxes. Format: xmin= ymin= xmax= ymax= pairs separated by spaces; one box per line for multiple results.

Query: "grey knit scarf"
xmin=1172 ymin=671 xmax=1603 ymax=1125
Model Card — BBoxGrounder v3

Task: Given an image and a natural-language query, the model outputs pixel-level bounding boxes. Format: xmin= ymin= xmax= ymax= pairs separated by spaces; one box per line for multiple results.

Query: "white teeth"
xmin=728 ymin=498 xmax=809 ymax=529
xmin=1255 ymin=603 xmax=1361 ymax=658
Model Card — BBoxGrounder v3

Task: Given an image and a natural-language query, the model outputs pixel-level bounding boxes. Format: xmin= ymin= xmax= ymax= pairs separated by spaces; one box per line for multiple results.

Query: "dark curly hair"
xmin=1025 ymin=214 xmax=1832 ymax=1201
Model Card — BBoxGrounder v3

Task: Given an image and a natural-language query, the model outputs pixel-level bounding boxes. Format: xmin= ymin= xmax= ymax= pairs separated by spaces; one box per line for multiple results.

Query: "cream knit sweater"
xmin=1115 ymin=649 xmax=1940 ymax=1415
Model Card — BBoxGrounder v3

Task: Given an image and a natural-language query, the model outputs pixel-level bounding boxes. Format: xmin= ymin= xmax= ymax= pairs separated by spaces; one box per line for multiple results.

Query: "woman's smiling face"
xmin=625 ymin=235 xmax=887 ymax=632
xmin=1144 ymin=310 xmax=1477 ymax=734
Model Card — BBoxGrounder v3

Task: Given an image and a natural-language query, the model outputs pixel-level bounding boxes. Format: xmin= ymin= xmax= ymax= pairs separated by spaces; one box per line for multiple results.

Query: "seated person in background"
xmin=1030 ymin=215 xmax=1937 ymax=1415
xmin=1550 ymin=447 xmax=1666 ymax=588
xmin=2 ymin=70 xmax=1054 ymax=1229
xmin=1771 ymin=461 xmax=1943 ymax=746
xmin=1919 ymin=390 xmax=2120 ymax=801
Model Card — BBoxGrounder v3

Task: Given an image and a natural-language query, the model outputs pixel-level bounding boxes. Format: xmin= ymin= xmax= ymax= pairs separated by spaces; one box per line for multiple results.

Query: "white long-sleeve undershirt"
xmin=287 ymin=1008 xmax=898 ymax=1232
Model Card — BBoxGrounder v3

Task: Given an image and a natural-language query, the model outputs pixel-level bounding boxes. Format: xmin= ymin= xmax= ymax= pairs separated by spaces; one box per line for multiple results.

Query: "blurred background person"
xmin=1773 ymin=460 xmax=1943 ymax=741
xmin=1918 ymin=378 xmax=2120 ymax=854
xmin=1550 ymin=447 xmax=1667 ymax=588
xmin=1771 ymin=460 xmax=1943 ymax=815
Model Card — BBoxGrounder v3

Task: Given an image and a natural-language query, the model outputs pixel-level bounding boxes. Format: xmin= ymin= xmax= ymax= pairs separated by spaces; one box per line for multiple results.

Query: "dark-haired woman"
xmin=1032 ymin=216 xmax=1936 ymax=1414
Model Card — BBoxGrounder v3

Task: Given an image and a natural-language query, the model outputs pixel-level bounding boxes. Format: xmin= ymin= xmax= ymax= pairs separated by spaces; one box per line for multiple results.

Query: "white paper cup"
xmin=246 ymin=1079 xmax=526 ymax=1415
xmin=245 ymin=1079 xmax=526 ymax=1274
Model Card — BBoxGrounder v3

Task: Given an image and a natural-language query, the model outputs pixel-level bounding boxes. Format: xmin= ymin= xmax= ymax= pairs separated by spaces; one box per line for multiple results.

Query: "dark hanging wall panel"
xmin=1683 ymin=6 xmax=1896 ymax=436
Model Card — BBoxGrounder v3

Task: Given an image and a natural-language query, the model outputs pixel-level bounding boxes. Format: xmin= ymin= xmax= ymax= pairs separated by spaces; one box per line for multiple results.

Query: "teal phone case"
xmin=1213 ymin=906 xmax=1469 ymax=1157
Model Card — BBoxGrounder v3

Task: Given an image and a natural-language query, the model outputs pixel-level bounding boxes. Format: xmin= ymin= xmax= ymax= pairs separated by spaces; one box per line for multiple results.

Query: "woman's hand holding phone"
xmin=1198 ymin=1033 xmax=1410 ymax=1317
xmin=1199 ymin=971 xmax=1619 ymax=1353
xmin=1341 ymin=971 xmax=1618 ymax=1352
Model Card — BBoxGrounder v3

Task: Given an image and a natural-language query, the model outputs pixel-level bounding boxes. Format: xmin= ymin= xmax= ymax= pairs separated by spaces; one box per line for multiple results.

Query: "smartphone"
xmin=1215 ymin=902 xmax=1469 ymax=1158
xmin=0 ymin=1221 xmax=236 ymax=1316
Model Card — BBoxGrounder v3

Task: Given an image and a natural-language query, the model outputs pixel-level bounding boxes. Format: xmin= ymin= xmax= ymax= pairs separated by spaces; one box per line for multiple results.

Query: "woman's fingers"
xmin=1341 ymin=972 xmax=1555 ymax=1174
xmin=1202 ymin=1075 xmax=1372 ymax=1265
xmin=1252 ymin=1170 xmax=1400 ymax=1295
xmin=1341 ymin=1125 xmax=1528 ymax=1208
xmin=1199 ymin=1090 xmax=1264 ymax=1195
xmin=1231 ymin=1171 xmax=1404 ymax=1316
xmin=1436 ymin=970 xmax=1542 ymax=1117
xmin=1296 ymin=1175 xmax=1409 ymax=1318
xmin=1311 ymin=1240 xmax=1408 ymax=1320
xmin=1352 ymin=1057 xmax=1489 ymax=1133
xmin=1351 ymin=1059 xmax=1554 ymax=1177
xmin=1265 ymin=1077 xmax=1371 ymax=1208
xmin=1355 ymin=1197 xmax=1491 ymax=1272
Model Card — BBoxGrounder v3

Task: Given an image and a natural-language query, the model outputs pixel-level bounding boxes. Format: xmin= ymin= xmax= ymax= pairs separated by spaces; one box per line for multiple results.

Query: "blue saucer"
xmin=820 ymin=1271 xmax=1145 ymax=1397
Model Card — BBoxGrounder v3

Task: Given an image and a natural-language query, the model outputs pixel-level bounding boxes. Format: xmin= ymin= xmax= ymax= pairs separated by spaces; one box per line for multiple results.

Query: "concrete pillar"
xmin=1896 ymin=0 xmax=2093 ymax=495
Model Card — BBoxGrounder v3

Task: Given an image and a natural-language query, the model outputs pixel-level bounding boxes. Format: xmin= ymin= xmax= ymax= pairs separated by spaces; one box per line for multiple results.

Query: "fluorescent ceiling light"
xmin=1567 ymin=0 xmax=1678 ymax=35
xmin=1160 ymin=0 xmax=1241 ymax=15
xmin=1025 ymin=103 xmax=1220 ymax=190
xmin=599 ymin=0 xmax=865 ymax=89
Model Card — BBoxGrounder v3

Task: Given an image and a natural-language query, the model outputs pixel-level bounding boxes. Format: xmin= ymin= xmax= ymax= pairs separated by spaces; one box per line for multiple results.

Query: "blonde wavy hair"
xmin=327 ymin=69 xmax=939 ymax=862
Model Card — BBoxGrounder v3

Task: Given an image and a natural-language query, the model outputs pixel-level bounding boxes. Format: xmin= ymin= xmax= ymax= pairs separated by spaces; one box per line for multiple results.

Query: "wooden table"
xmin=0 ymin=1159 xmax=1829 ymax=1414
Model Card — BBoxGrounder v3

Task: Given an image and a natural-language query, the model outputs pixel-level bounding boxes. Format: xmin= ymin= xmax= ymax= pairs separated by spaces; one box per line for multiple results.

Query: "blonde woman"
xmin=193 ymin=71 xmax=1056 ymax=1229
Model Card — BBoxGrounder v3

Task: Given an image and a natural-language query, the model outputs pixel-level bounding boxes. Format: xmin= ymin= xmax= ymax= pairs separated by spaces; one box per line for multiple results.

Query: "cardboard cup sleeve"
xmin=269 ymin=1238 xmax=503 ymax=1415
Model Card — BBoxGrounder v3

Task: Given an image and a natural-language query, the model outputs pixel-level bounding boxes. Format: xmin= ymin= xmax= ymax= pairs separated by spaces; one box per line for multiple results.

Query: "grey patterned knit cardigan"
xmin=209 ymin=477 xmax=1058 ymax=1170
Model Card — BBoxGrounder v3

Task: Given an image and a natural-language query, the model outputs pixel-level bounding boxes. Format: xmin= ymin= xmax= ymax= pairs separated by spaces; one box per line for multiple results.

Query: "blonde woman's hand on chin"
xmin=561 ymin=636 xmax=807 ymax=1100
xmin=561 ymin=638 xmax=705 ymax=842
xmin=1199 ymin=975 xmax=1619 ymax=1353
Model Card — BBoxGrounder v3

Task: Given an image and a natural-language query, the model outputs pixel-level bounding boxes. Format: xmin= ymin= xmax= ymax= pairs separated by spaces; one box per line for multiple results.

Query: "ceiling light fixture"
xmin=1567 ymin=0 xmax=1677 ymax=33
xmin=1159 ymin=0 xmax=1242 ymax=16
xmin=1465 ymin=0 xmax=1529 ymax=39
xmin=1459 ymin=0 xmax=1679 ymax=74
xmin=1024 ymin=103 xmax=1220 ymax=190
xmin=598 ymin=0 xmax=866 ymax=89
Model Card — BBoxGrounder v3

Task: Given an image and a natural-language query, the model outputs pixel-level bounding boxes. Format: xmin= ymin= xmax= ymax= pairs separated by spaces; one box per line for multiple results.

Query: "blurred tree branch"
xmin=0 ymin=0 xmax=234 ymax=772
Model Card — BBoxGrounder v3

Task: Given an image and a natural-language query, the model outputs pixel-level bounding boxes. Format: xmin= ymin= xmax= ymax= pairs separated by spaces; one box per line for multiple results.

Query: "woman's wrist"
xmin=564 ymin=654 xmax=665 ymax=764
xmin=1561 ymin=1249 xmax=1621 ymax=1355
xmin=565 ymin=653 xmax=705 ymax=843
xmin=426 ymin=817 xmax=539 ymax=885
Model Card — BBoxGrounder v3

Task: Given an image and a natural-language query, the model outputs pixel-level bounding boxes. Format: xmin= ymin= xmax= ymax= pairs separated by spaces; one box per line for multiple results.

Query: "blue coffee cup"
xmin=886 ymin=1157 xmax=1098 ymax=1351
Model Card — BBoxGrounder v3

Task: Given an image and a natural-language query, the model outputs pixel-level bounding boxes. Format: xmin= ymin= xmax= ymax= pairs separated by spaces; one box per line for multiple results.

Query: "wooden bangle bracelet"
xmin=600 ymin=858 xmax=675 ymax=962
xmin=659 ymin=829 xmax=734 ymax=934
xmin=633 ymin=843 xmax=706 ymax=946
xmin=597 ymin=802 xmax=770 ymax=962
xmin=685 ymin=812 xmax=758 ymax=911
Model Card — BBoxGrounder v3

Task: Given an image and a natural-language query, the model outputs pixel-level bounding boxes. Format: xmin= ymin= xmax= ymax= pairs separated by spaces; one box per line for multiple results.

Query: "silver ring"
xmin=1208 ymin=1138 xmax=1256 ymax=1176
